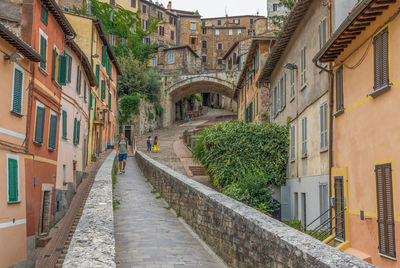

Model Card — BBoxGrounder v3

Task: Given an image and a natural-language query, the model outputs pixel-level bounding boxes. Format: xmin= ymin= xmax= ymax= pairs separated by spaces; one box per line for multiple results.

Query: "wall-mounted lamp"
xmin=284 ymin=63 xmax=297 ymax=70
xmin=4 ymin=52 xmax=24 ymax=62
xmin=92 ymin=54 xmax=100 ymax=58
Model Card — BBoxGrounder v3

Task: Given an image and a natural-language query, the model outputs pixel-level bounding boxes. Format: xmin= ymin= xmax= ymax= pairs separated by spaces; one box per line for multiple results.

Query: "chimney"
xmin=167 ymin=1 xmax=172 ymax=10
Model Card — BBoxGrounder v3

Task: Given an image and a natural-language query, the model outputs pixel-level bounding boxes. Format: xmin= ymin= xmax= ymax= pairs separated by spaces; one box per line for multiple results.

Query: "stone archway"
xmin=161 ymin=74 xmax=237 ymax=126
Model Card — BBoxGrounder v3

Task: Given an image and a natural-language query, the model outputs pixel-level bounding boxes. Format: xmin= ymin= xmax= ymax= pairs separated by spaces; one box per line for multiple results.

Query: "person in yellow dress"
xmin=153 ymin=136 xmax=160 ymax=152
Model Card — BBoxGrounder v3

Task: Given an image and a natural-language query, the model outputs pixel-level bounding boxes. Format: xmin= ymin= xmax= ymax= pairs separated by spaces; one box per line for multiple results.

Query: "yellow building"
xmin=315 ymin=0 xmax=400 ymax=266
xmin=64 ymin=12 xmax=122 ymax=163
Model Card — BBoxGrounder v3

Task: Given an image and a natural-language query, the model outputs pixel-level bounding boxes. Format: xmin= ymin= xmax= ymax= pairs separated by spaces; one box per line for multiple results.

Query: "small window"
xmin=217 ymin=20 xmax=221 ymax=25
xmin=272 ymin=4 xmax=279 ymax=12
xmin=301 ymin=117 xmax=307 ymax=157
xmin=202 ymin=55 xmax=207 ymax=63
xmin=217 ymin=58 xmax=223 ymax=65
xmin=191 ymin=37 xmax=197 ymax=45
xmin=48 ymin=112 xmax=57 ymax=150
xmin=217 ymin=43 xmax=223 ymax=50
xmin=215 ymin=29 xmax=220 ymax=36
xmin=95 ymin=64 xmax=100 ymax=87
xmin=320 ymin=102 xmax=328 ymax=151
xmin=250 ymin=18 xmax=254 ymax=25
xmin=142 ymin=5 xmax=147 ymax=13
xmin=84 ymin=80 xmax=87 ymax=102
xmin=11 ymin=64 xmax=24 ymax=115
xmin=171 ymin=30 xmax=175 ymax=40
xmin=62 ymin=110 xmax=67 ymax=138
xmin=152 ymin=57 xmax=157 ymax=67
xmin=41 ymin=6 xmax=48 ymax=26
xmin=73 ymin=118 xmax=80 ymax=145
xmin=373 ymin=28 xmax=389 ymax=92
xmin=290 ymin=125 xmax=295 ymax=161
xmin=39 ymin=33 xmax=47 ymax=70
xmin=101 ymin=80 xmax=105 ymax=100
xmin=301 ymin=46 xmax=306 ymax=87
xmin=229 ymin=29 xmax=233 ymax=36
xmin=168 ymin=53 xmax=175 ymax=64
xmin=76 ymin=65 xmax=82 ymax=94
xmin=202 ymin=28 xmax=207 ymax=34
xmin=34 ymin=103 xmax=45 ymax=143
xmin=202 ymin=40 xmax=207 ymax=49
xmin=290 ymin=69 xmax=295 ymax=99
xmin=7 ymin=155 xmax=19 ymax=202
xmin=237 ymin=29 xmax=242 ymax=35
xmin=202 ymin=21 xmax=205 ymax=27
xmin=319 ymin=18 xmax=328 ymax=49
xmin=190 ymin=22 xmax=197 ymax=30
xmin=336 ymin=66 xmax=344 ymax=112
xmin=131 ymin=0 xmax=136 ymax=8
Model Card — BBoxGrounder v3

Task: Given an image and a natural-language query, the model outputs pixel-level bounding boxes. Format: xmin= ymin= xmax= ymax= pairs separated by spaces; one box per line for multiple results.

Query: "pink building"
xmin=55 ymin=40 xmax=96 ymax=223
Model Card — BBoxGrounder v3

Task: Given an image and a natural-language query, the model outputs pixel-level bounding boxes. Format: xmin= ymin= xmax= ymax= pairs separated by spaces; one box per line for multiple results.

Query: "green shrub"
xmin=193 ymin=121 xmax=289 ymax=188
xmin=284 ymin=218 xmax=302 ymax=230
xmin=223 ymin=173 xmax=278 ymax=214
xmin=119 ymin=94 xmax=140 ymax=125
xmin=148 ymin=110 xmax=154 ymax=120
xmin=154 ymin=103 xmax=163 ymax=118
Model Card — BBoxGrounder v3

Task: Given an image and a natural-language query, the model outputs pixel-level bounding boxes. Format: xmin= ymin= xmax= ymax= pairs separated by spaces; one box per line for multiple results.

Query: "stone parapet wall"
xmin=135 ymin=151 xmax=375 ymax=268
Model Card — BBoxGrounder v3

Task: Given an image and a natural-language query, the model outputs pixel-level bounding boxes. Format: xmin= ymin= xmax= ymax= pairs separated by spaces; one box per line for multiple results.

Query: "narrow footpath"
xmin=113 ymin=157 xmax=226 ymax=268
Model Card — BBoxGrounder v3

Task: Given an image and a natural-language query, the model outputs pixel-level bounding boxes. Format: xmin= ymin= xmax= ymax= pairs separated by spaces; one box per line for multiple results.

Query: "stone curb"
xmin=63 ymin=151 xmax=116 ymax=268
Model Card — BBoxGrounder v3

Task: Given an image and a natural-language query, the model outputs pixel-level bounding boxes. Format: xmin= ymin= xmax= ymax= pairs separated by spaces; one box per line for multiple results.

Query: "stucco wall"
xmin=135 ymin=151 xmax=375 ymax=268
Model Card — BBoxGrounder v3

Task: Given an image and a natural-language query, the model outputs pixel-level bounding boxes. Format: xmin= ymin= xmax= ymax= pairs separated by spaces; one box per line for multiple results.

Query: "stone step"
xmin=189 ymin=166 xmax=206 ymax=176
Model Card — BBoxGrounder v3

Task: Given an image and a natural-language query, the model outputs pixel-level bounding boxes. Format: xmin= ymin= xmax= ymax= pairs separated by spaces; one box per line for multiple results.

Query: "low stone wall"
xmin=63 ymin=152 xmax=116 ymax=267
xmin=136 ymin=151 xmax=375 ymax=268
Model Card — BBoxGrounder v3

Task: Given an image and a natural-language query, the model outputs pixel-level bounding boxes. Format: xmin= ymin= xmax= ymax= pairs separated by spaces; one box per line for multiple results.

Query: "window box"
xmin=33 ymin=141 xmax=43 ymax=146
xmin=334 ymin=108 xmax=344 ymax=117
xmin=301 ymin=154 xmax=308 ymax=159
xmin=368 ymin=84 xmax=391 ymax=98
xmin=8 ymin=201 xmax=21 ymax=204
xmin=10 ymin=110 xmax=23 ymax=117
xmin=300 ymin=83 xmax=307 ymax=91
xmin=38 ymin=66 xmax=49 ymax=76
xmin=320 ymin=147 xmax=328 ymax=153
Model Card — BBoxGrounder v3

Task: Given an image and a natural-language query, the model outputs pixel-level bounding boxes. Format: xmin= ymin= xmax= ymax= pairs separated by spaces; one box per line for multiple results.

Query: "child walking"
xmin=147 ymin=136 xmax=152 ymax=152
xmin=153 ymin=136 xmax=160 ymax=153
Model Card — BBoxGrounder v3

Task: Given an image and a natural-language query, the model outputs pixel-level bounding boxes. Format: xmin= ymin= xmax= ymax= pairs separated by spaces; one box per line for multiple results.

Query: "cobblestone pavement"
xmin=113 ymin=157 xmax=227 ymax=268
xmin=136 ymin=109 xmax=236 ymax=176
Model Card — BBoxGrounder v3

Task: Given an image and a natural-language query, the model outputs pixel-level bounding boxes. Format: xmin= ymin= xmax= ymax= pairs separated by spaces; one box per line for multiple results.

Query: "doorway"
xmin=40 ymin=190 xmax=51 ymax=234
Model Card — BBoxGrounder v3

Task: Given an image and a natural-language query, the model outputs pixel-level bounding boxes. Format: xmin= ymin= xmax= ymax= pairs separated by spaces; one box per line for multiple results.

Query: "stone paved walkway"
xmin=113 ymin=157 xmax=227 ymax=268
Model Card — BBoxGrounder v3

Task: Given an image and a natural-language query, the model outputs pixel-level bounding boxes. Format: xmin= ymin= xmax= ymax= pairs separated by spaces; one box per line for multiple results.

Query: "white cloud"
xmin=159 ymin=0 xmax=267 ymax=18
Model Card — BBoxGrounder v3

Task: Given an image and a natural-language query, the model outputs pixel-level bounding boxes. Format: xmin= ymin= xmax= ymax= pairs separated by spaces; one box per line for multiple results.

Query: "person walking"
xmin=153 ymin=136 xmax=160 ymax=153
xmin=147 ymin=136 xmax=152 ymax=152
xmin=117 ymin=133 xmax=129 ymax=174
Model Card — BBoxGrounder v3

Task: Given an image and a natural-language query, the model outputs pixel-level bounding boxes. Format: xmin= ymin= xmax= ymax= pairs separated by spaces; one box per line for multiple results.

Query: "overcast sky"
xmin=158 ymin=0 xmax=267 ymax=18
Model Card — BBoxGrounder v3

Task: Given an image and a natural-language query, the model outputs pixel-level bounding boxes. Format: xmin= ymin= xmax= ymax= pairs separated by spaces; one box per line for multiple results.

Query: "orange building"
xmin=315 ymin=0 xmax=400 ymax=266
xmin=0 ymin=22 xmax=42 ymax=268
xmin=20 ymin=0 xmax=76 ymax=261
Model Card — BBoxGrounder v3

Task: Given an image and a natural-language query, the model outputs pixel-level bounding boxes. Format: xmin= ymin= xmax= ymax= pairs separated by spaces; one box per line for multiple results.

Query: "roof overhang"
xmin=314 ymin=0 xmax=397 ymax=63
xmin=0 ymin=23 xmax=43 ymax=62
xmin=40 ymin=0 xmax=76 ymax=37
xmin=164 ymin=45 xmax=199 ymax=58
xmin=66 ymin=40 xmax=97 ymax=87
xmin=257 ymin=0 xmax=313 ymax=84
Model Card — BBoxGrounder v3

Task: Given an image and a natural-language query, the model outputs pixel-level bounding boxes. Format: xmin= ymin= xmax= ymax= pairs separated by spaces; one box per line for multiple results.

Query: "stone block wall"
xmin=131 ymin=99 xmax=162 ymax=135
xmin=135 ymin=151 xmax=375 ymax=268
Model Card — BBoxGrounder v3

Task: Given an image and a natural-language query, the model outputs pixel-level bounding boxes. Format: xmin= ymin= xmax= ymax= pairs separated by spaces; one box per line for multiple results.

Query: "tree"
xmin=269 ymin=0 xmax=296 ymax=30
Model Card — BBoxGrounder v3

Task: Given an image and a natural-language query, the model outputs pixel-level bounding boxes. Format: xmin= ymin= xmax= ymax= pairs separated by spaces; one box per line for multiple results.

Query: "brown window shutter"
xmin=375 ymin=163 xmax=396 ymax=258
xmin=374 ymin=28 xmax=389 ymax=90
xmin=382 ymin=29 xmax=389 ymax=87
xmin=188 ymin=21 xmax=191 ymax=30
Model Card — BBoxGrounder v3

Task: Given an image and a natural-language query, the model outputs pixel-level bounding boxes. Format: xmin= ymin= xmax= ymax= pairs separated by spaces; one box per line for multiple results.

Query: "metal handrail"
xmin=302 ymin=207 xmax=332 ymax=232
xmin=307 ymin=208 xmax=346 ymax=240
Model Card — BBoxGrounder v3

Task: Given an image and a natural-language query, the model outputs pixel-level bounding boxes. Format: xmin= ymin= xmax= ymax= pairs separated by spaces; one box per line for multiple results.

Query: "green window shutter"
xmin=76 ymin=66 xmax=81 ymax=94
xmin=84 ymin=80 xmax=87 ymax=101
xmin=101 ymin=80 xmax=105 ymax=100
xmin=250 ymin=18 xmax=254 ymax=25
xmin=94 ymin=98 xmax=97 ymax=120
xmin=40 ymin=36 xmax=47 ymax=69
xmin=58 ymin=54 xmax=67 ymax=85
xmin=41 ymin=6 xmax=48 ymax=26
xmin=34 ymin=106 xmax=45 ymax=143
xmin=8 ymin=158 xmax=18 ymax=202
xmin=67 ymin=55 xmax=72 ymax=82
xmin=95 ymin=65 xmax=100 ymax=87
xmin=62 ymin=110 xmax=67 ymax=138
xmin=109 ymin=92 xmax=111 ymax=110
xmin=73 ymin=118 xmax=77 ymax=144
xmin=52 ymin=48 xmax=57 ymax=80
xmin=90 ymin=93 xmax=93 ymax=108
xmin=12 ymin=68 xmax=23 ymax=114
xmin=109 ymin=64 xmax=112 ymax=80
xmin=77 ymin=120 xmax=81 ymax=144
xmin=48 ymin=114 xmax=57 ymax=149
xmin=102 ymin=46 xmax=107 ymax=66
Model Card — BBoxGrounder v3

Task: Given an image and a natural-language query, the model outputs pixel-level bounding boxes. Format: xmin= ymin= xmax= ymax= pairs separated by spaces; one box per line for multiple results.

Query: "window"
xmin=294 ymin=192 xmax=299 ymax=219
xmin=217 ymin=43 xmax=223 ymax=50
xmin=215 ymin=29 xmax=220 ymax=36
xmin=34 ymin=102 xmax=45 ymax=143
xmin=109 ymin=92 xmax=112 ymax=110
xmin=143 ymin=37 xmax=150 ymax=44
xmin=233 ymin=19 xmax=240 ymax=24
xmin=373 ymin=28 xmax=389 ymax=92
xmin=202 ymin=21 xmax=205 ymax=27
xmin=250 ymin=18 xmax=254 ymax=25
xmin=39 ymin=31 xmax=48 ymax=70
xmin=273 ymin=4 xmax=279 ymax=12
xmin=237 ymin=29 xmax=242 ymax=35
xmin=290 ymin=69 xmax=295 ymax=99
xmin=228 ymin=58 xmax=232 ymax=70
xmin=62 ymin=110 xmax=67 ymax=138
xmin=233 ymin=53 xmax=237 ymax=65
xmin=301 ymin=193 xmax=307 ymax=228
xmin=171 ymin=30 xmax=175 ymax=40
xmin=320 ymin=102 xmax=328 ymax=151
xmin=202 ymin=40 xmax=207 ymax=49
xmin=84 ymin=80 xmax=87 ymax=102
xmin=142 ymin=19 xmax=148 ymax=30
xmin=191 ymin=37 xmax=197 ymax=45
xmin=375 ymin=163 xmax=396 ymax=259
xmin=336 ymin=66 xmax=344 ymax=112
xmin=109 ymin=33 xmax=116 ymax=46
xmin=109 ymin=0 xmax=115 ymax=6
xmin=7 ymin=155 xmax=19 ymax=202
xmin=11 ymin=64 xmax=24 ymax=115
xmin=66 ymin=54 xmax=72 ymax=83
xmin=131 ymin=0 xmax=136 ymax=8
xmin=300 ymin=46 xmax=306 ymax=87
xmin=41 ymin=6 xmax=48 ymax=26
xmin=76 ymin=66 xmax=82 ymax=94
xmin=202 ymin=28 xmax=207 ymax=34
xmin=290 ymin=125 xmax=295 ymax=161
xmin=217 ymin=58 xmax=223 ymax=65
xmin=73 ymin=118 xmax=80 ymax=145
xmin=281 ymin=74 xmax=286 ymax=110
xmin=255 ymin=49 xmax=259 ymax=72
xmin=190 ymin=22 xmax=197 ymax=30
xmin=158 ymin=11 xmax=163 ymax=20
xmin=272 ymin=86 xmax=277 ymax=117
xmin=95 ymin=64 xmax=100 ymax=87
xmin=301 ymin=117 xmax=307 ymax=157
xmin=101 ymin=45 xmax=107 ymax=66
xmin=202 ymin=55 xmax=207 ymax=63
xmin=319 ymin=18 xmax=328 ymax=49
xmin=101 ymin=80 xmax=105 ymax=100
xmin=168 ymin=53 xmax=174 ymax=64
xmin=48 ymin=112 xmax=57 ymax=150
xmin=217 ymin=20 xmax=221 ymax=25
xmin=229 ymin=29 xmax=233 ymax=36
xmin=152 ymin=57 xmax=157 ymax=67
xmin=142 ymin=5 xmax=147 ymax=13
